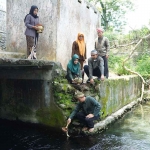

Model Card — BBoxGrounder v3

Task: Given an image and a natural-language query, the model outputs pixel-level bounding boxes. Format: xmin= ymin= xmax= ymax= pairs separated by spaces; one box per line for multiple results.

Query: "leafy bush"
xmin=127 ymin=26 xmax=150 ymax=41
xmin=106 ymin=26 xmax=150 ymax=76
xmin=135 ymin=54 xmax=150 ymax=75
xmin=104 ymin=26 xmax=150 ymax=45
xmin=109 ymin=53 xmax=131 ymax=75
xmin=103 ymin=31 xmax=120 ymax=41
xmin=109 ymin=52 xmax=150 ymax=77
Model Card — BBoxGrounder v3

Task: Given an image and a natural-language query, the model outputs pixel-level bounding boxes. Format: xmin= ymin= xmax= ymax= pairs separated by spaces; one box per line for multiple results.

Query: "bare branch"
xmin=110 ymin=41 xmax=137 ymax=49
xmin=123 ymin=34 xmax=150 ymax=100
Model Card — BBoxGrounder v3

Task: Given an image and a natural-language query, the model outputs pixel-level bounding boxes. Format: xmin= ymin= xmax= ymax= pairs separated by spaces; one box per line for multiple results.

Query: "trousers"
xmin=75 ymin=112 xmax=99 ymax=128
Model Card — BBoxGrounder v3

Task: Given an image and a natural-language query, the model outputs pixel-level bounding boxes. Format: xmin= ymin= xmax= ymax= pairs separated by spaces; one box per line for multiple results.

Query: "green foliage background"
xmin=106 ymin=26 xmax=150 ymax=78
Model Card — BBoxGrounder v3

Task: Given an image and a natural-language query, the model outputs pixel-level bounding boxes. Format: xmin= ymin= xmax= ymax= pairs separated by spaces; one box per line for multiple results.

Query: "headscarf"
xmin=76 ymin=33 xmax=86 ymax=57
xmin=97 ymin=28 xmax=104 ymax=33
xmin=67 ymin=54 xmax=80 ymax=74
xmin=24 ymin=5 xmax=39 ymax=22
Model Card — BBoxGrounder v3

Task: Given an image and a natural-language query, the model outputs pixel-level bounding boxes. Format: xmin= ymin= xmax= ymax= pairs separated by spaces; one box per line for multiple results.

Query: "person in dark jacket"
xmin=67 ymin=91 xmax=101 ymax=132
xmin=66 ymin=54 xmax=82 ymax=84
xmin=84 ymin=50 xmax=105 ymax=84
xmin=24 ymin=5 xmax=39 ymax=59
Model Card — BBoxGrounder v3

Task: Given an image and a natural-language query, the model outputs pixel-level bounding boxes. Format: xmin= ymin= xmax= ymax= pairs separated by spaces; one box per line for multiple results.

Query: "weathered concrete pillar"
xmin=0 ymin=0 xmax=6 ymax=51
xmin=0 ymin=0 xmax=26 ymax=58
xmin=0 ymin=59 xmax=65 ymax=127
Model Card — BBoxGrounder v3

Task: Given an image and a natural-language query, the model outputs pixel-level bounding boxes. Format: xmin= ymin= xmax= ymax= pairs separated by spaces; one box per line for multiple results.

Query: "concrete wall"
xmin=53 ymin=75 xmax=142 ymax=121
xmin=7 ymin=0 xmax=58 ymax=61
xmin=99 ymin=75 xmax=142 ymax=117
xmin=6 ymin=0 xmax=100 ymax=68
xmin=0 ymin=0 xmax=6 ymax=51
xmin=0 ymin=59 xmax=142 ymax=127
xmin=0 ymin=59 xmax=65 ymax=127
xmin=57 ymin=0 xmax=100 ymax=68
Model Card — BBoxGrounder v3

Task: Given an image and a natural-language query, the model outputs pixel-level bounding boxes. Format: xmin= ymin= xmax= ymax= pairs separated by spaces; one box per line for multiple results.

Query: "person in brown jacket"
xmin=72 ymin=33 xmax=87 ymax=69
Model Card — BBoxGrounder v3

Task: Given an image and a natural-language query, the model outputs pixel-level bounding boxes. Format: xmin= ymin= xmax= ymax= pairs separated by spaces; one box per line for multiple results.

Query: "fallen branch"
xmin=110 ymin=41 xmax=137 ymax=49
xmin=123 ymin=34 xmax=150 ymax=100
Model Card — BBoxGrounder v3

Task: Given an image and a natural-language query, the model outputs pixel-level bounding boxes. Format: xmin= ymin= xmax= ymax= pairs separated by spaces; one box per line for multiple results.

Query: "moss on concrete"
xmin=53 ymin=77 xmax=76 ymax=119
xmin=52 ymin=76 xmax=141 ymax=121
xmin=52 ymin=76 xmax=102 ymax=120
xmin=99 ymin=76 xmax=142 ymax=119
xmin=0 ymin=99 xmax=33 ymax=120
xmin=36 ymin=105 xmax=65 ymax=127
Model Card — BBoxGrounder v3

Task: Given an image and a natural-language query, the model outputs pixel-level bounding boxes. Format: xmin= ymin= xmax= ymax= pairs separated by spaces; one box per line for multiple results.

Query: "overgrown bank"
xmin=52 ymin=69 xmax=142 ymax=129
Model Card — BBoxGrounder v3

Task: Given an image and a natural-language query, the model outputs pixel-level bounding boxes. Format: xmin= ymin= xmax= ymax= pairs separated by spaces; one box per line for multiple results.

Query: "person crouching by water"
xmin=66 ymin=54 xmax=82 ymax=84
xmin=24 ymin=5 xmax=39 ymax=59
xmin=67 ymin=92 xmax=101 ymax=132
xmin=84 ymin=50 xmax=105 ymax=84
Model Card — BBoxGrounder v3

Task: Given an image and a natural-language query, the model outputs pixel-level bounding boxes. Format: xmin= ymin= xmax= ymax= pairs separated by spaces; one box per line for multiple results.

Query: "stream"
xmin=0 ymin=101 xmax=150 ymax=150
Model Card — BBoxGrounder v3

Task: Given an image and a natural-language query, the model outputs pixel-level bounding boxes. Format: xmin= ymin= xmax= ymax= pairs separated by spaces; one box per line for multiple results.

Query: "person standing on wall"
xmin=72 ymin=33 xmax=87 ymax=82
xmin=24 ymin=5 xmax=40 ymax=59
xmin=95 ymin=28 xmax=110 ymax=78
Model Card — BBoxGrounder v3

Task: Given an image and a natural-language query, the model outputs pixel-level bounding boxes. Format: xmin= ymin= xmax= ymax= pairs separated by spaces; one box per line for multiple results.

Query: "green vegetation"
xmin=123 ymin=26 xmax=150 ymax=41
xmin=104 ymin=26 xmax=150 ymax=41
xmin=109 ymin=52 xmax=150 ymax=78
xmin=36 ymin=106 xmax=65 ymax=127
xmin=89 ymin=0 xmax=134 ymax=31
xmin=136 ymin=54 xmax=150 ymax=76
xmin=52 ymin=76 xmax=76 ymax=118
xmin=52 ymin=74 xmax=104 ymax=119
xmin=105 ymin=26 xmax=150 ymax=79
xmin=109 ymin=53 xmax=131 ymax=75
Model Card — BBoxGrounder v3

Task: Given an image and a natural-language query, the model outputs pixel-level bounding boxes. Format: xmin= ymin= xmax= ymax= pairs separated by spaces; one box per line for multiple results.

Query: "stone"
xmin=95 ymin=95 xmax=100 ymax=101
xmin=74 ymin=77 xmax=82 ymax=84
xmin=59 ymin=104 xmax=66 ymax=109
xmin=81 ymin=85 xmax=90 ymax=91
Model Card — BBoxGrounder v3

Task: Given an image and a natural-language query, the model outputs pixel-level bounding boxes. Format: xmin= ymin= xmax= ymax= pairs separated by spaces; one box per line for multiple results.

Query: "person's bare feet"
xmin=89 ymin=128 xmax=94 ymax=132
xmin=82 ymin=127 xmax=88 ymax=131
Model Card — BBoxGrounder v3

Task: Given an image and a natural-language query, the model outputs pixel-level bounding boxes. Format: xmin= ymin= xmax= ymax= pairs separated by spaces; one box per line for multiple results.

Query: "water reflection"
xmin=0 ymin=101 xmax=150 ymax=150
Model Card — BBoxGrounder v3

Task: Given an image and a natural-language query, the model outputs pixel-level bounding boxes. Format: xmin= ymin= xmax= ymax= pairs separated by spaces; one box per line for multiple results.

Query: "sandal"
xmin=88 ymin=128 xmax=94 ymax=132
xmin=82 ymin=127 xmax=88 ymax=131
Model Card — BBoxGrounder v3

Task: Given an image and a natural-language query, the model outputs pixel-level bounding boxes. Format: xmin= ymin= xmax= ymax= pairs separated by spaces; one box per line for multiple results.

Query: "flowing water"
xmin=0 ymin=101 xmax=150 ymax=150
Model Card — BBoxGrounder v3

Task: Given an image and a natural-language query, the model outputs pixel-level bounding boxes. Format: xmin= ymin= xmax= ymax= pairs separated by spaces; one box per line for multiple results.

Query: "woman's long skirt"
xmin=26 ymin=36 xmax=34 ymax=57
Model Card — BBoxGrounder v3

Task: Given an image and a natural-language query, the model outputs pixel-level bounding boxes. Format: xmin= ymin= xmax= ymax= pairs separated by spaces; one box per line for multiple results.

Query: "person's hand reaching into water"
xmin=67 ymin=118 xmax=71 ymax=125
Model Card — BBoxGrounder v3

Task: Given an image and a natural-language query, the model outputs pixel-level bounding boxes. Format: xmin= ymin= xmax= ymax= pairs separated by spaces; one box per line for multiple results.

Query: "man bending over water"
xmin=67 ymin=92 xmax=101 ymax=132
